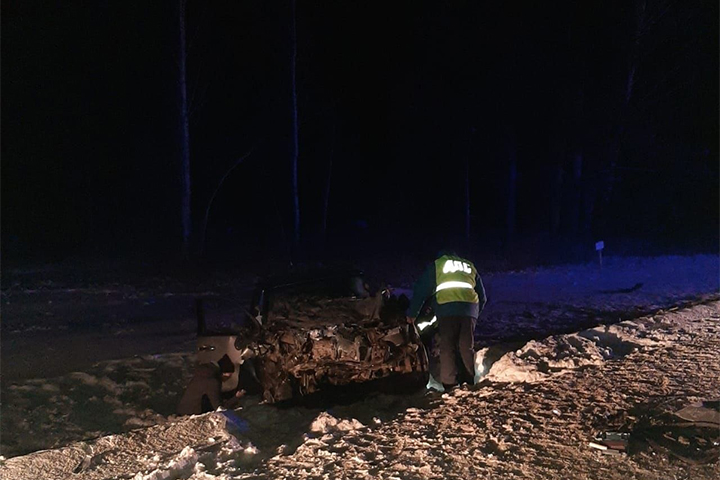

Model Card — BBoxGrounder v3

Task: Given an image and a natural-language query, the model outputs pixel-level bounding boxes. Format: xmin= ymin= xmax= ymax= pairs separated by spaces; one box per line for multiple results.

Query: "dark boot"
xmin=442 ymin=383 xmax=457 ymax=392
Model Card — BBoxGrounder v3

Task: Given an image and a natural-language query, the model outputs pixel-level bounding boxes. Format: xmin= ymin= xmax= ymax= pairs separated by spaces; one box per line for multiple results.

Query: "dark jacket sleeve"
xmin=475 ymin=274 xmax=487 ymax=312
xmin=408 ymin=262 xmax=436 ymax=318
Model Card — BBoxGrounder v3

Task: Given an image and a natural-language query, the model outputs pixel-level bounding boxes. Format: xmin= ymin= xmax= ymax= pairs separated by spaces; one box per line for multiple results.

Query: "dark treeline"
xmin=2 ymin=0 xmax=717 ymax=264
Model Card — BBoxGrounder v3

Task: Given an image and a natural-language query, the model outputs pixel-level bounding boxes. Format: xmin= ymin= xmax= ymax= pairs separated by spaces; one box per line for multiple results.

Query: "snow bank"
xmin=484 ymin=304 xmax=683 ymax=383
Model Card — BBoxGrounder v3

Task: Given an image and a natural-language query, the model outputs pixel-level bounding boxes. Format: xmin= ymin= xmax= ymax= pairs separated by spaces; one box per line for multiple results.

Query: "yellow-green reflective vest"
xmin=434 ymin=255 xmax=479 ymax=305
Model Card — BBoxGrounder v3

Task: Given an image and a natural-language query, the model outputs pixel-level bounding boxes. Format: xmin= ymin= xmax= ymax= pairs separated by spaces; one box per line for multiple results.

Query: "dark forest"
xmin=3 ymin=0 xmax=718 ymax=266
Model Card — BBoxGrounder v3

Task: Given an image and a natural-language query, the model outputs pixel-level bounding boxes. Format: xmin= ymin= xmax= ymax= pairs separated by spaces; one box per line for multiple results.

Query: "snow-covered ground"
xmin=3 ymin=299 xmax=719 ymax=479
xmin=1 ymin=254 xmax=718 ymax=478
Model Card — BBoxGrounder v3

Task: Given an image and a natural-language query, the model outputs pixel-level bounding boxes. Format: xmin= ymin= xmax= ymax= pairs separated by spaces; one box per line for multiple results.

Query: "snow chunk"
xmin=133 ymin=446 xmax=199 ymax=480
xmin=474 ymin=347 xmax=489 ymax=383
xmin=309 ymin=412 xmax=364 ymax=434
xmin=69 ymin=372 xmax=124 ymax=394
xmin=243 ymin=443 xmax=259 ymax=455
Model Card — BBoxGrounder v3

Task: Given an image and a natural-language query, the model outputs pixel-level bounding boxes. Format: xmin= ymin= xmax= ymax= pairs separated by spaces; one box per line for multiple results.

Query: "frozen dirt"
xmin=1 ymin=254 xmax=718 ymax=478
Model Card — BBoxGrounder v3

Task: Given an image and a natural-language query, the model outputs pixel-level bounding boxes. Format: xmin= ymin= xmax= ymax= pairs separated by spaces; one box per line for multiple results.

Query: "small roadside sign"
xmin=595 ymin=241 xmax=604 ymax=268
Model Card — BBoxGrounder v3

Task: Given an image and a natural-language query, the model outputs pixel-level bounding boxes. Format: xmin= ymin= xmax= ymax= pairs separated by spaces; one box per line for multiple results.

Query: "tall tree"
xmin=506 ymin=144 xmax=518 ymax=244
xmin=464 ymin=155 xmax=471 ymax=242
xmin=603 ymin=0 xmax=676 ymax=208
xmin=464 ymin=128 xmax=475 ymax=242
xmin=501 ymin=120 xmax=518 ymax=244
xmin=178 ymin=0 xmax=191 ymax=257
xmin=290 ymin=0 xmax=300 ymax=249
xmin=320 ymin=120 xmax=335 ymax=248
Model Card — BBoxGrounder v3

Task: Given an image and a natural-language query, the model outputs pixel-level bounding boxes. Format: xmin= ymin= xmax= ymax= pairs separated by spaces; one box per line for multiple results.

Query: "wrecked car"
xmin=192 ymin=268 xmax=429 ymax=405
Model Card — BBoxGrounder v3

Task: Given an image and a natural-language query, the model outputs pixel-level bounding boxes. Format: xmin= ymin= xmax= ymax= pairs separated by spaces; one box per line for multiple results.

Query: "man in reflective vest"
xmin=407 ymin=251 xmax=487 ymax=391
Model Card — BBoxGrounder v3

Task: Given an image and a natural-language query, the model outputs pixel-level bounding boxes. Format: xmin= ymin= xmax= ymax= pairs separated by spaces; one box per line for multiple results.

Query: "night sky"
xmin=2 ymin=0 xmax=718 ymax=264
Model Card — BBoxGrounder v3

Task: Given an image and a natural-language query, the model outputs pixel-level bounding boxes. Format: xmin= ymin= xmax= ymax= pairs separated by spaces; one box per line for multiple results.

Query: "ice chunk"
xmin=309 ymin=412 xmax=363 ymax=434
xmin=474 ymin=347 xmax=489 ymax=383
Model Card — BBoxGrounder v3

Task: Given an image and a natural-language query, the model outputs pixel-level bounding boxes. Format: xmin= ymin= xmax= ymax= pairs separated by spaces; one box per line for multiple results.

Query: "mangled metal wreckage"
xmin=195 ymin=270 xmax=429 ymax=404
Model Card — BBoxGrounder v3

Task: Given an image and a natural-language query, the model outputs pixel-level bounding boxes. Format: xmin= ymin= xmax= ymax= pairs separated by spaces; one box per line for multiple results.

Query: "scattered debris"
xmin=674 ymin=400 xmax=720 ymax=427
xmin=628 ymin=399 xmax=720 ymax=465
xmin=588 ymin=441 xmax=608 ymax=451
xmin=590 ymin=432 xmax=629 ymax=454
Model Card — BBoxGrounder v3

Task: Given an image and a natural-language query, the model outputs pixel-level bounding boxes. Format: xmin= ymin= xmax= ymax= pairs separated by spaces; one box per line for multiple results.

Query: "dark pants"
xmin=438 ymin=315 xmax=476 ymax=386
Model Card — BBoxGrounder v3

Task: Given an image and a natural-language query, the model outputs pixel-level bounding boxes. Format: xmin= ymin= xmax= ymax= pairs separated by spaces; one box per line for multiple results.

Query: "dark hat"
xmin=217 ymin=354 xmax=235 ymax=374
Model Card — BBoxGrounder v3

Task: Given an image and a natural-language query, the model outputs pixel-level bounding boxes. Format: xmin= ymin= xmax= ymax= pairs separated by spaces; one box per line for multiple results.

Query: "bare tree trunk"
xmin=464 ymin=155 xmax=470 ymax=242
xmin=569 ymin=153 xmax=583 ymax=235
xmin=199 ymin=149 xmax=255 ymax=255
xmin=290 ymin=0 xmax=300 ymax=248
xmin=506 ymin=147 xmax=517 ymax=243
xmin=550 ymin=163 xmax=563 ymax=235
xmin=321 ymin=124 xmax=335 ymax=246
xmin=568 ymin=85 xmax=585 ymax=238
xmin=605 ymin=0 xmax=646 ymax=207
xmin=178 ymin=0 xmax=191 ymax=258
xmin=583 ymin=170 xmax=595 ymax=236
